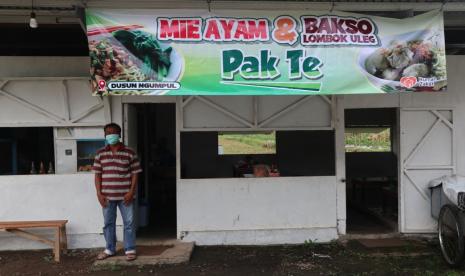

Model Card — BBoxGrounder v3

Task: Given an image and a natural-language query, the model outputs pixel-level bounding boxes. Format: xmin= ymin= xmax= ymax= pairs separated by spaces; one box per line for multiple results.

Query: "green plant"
xmin=41 ymin=255 xmax=53 ymax=263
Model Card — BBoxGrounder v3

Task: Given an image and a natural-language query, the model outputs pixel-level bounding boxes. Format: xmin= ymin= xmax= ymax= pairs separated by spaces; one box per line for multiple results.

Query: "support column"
xmin=334 ymin=95 xmax=347 ymax=235
xmin=176 ymin=96 xmax=183 ymax=239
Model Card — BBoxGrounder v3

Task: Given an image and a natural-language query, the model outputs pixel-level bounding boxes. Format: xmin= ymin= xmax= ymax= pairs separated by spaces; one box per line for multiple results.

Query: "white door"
xmin=123 ymin=104 xmax=139 ymax=228
xmin=400 ymin=108 xmax=455 ymax=233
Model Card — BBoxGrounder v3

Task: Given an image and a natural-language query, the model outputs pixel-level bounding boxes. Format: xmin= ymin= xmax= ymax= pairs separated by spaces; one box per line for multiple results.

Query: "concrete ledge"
xmin=180 ymin=227 xmax=338 ymax=245
xmin=93 ymin=240 xmax=194 ymax=266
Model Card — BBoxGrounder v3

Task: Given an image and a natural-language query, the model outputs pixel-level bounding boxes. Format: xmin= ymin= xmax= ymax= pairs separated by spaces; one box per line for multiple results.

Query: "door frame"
xmin=123 ymin=103 xmax=140 ymax=228
xmin=343 ymin=107 xmax=401 ymax=234
xmin=122 ymin=97 xmax=179 ymax=234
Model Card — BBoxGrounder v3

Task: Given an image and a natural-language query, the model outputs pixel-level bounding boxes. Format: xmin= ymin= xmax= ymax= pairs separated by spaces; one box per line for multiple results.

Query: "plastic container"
xmin=430 ymin=183 xmax=454 ymax=219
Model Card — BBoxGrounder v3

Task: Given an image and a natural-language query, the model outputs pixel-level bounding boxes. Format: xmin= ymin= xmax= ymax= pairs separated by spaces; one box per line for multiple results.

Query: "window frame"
xmin=0 ymin=127 xmax=55 ymax=176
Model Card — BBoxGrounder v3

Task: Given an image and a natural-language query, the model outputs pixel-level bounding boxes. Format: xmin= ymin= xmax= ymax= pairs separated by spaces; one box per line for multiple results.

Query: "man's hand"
xmin=123 ymin=192 xmax=134 ymax=206
xmin=97 ymin=193 xmax=108 ymax=207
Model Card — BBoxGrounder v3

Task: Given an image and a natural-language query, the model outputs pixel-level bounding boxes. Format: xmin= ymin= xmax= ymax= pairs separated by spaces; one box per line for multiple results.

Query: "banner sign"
xmin=86 ymin=9 xmax=447 ymax=96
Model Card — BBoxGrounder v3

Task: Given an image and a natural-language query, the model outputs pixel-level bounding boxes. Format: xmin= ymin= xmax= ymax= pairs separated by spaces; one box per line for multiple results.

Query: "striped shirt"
xmin=92 ymin=144 xmax=142 ymax=201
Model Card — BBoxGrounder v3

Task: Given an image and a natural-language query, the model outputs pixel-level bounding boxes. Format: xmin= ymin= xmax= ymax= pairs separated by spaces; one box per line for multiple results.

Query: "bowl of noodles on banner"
xmin=358 ymin=30 xmax=446 ymax=92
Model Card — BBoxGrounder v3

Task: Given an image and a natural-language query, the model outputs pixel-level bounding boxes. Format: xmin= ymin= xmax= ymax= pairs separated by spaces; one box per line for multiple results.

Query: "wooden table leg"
xmin=60 ymin=225 xmax=68 ymax=254
xmin=54 ymin=227 xmax=61 ymax=262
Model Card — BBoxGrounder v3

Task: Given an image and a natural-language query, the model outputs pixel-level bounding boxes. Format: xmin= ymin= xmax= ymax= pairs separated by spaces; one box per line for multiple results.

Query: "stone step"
xmin=93 ymin=240 xmax=194 ymax=267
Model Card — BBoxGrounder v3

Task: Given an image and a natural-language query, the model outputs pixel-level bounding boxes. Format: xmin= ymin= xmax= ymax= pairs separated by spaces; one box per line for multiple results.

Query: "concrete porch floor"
xmin=93 ymin=239 xmax=194 ymax=267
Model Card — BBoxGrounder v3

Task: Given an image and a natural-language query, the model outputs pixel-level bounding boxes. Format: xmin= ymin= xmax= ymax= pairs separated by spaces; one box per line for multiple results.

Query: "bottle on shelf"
xmin=39 ymin=161 xmax=46 ymax=174
xmin=47 ymin=161 xmax=54 ymax=174
xmin=30 ymin=161 xmax=37 ymax=174
xmin=270 ymin=164 xmax=280 ymax=177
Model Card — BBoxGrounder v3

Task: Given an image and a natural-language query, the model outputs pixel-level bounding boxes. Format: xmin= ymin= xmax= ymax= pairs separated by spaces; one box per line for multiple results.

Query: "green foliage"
xmin=91 ymin=263 xmax=123 ymax=272
xmin=345 ymin=128 xmax=391 ymax=152
xmin=113 ymin=30 xmax=172 ymax=81
xmin=381 ymin=84 xmax=396 ymax=93
xmin=41 ymin=254 xmax=53 ymax=263
xmin=219 ymin=132 xmax=276 ymax=155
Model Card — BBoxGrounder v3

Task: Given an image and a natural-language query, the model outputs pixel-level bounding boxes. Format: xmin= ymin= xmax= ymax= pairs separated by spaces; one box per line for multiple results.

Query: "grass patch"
xmin=91 ymin=263 xmax=123 ymax=272
xmin=218 ymin=132 xmax=276 ymax=155
xmin=345 ymin=128 xmax=391 ymax=152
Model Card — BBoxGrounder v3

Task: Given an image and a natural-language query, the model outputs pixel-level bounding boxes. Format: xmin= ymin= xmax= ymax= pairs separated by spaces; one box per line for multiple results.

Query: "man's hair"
xmin=104 ymin=123 xmax=122 ymax=134
xmin=253 ymin=164 xmax=270 ymax=177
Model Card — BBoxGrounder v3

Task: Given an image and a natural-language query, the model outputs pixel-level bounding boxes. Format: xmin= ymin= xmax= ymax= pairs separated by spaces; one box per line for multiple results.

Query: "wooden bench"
xmin=0 ymin=220 xmax=68 ymax=262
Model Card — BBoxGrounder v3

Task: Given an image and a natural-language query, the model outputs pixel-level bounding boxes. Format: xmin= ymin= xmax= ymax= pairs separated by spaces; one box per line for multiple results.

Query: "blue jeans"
xmin=102 ymin=200 xmax=136 ymax=254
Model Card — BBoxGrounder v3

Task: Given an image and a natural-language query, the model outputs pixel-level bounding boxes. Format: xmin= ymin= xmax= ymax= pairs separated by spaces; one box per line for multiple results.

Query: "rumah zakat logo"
xmin=98 ymin=80 xmax=107 ymax=92
xmin=400 ymin=77 xmax=417 ymax=88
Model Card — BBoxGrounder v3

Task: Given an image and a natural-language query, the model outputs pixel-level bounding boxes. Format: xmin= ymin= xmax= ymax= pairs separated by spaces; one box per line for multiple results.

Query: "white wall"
xmin=177 ymin=176 xmax=338 ymax=245
xmin=0 ymin=57 xmax=89 ymax=78
xmin=172 ymin=93 xmax=341 ymax=245
xmin=0 ymin=174 xmax=123 ymax=250
xmin=181 ymin=95 xmax=332 ymax=130
xmin=404 ymin=57 xmax=465 ymax=181
xmin=0 ymin=56 xmax=115 ymax=250
xmin=172 ymin=93 xmax=339 ymax=245
xmin=0 ymin=78 xmax=106 ymax=127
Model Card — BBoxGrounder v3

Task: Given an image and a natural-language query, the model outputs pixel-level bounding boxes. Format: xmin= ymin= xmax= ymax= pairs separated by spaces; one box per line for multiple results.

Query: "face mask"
xmin=105 ymin=134 xmax=120 ymax=145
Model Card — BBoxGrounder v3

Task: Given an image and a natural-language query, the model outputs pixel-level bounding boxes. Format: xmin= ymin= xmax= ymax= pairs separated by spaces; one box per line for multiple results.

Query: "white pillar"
xmin=334 ymin=95 xmax=347 ymax=235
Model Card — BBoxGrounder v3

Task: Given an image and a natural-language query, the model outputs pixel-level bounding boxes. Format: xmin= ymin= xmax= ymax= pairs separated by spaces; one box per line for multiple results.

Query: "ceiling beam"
xmin=0 ymin=0 xmax=465 ymax=12
xmin=1 ymin=1 xmax=465 ymax=26
xmin=83 ymin=1 xmax=465 ymax=12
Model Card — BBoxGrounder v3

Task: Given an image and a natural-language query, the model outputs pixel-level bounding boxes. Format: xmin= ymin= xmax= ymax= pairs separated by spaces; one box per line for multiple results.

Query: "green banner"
xmin=86 ymin=9 xmax=447 ymax=96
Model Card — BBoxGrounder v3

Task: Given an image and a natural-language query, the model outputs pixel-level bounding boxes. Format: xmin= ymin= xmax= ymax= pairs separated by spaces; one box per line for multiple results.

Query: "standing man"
xmin=92 ymin=123 xmax=142 ymax=261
